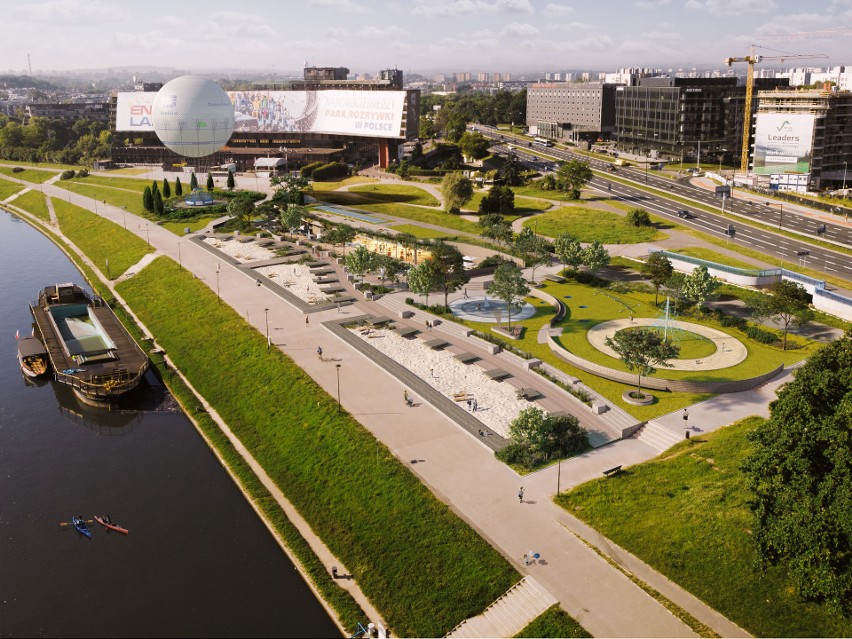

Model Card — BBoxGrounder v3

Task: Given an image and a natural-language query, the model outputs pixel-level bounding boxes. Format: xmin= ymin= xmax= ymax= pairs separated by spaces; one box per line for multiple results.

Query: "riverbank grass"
xmin=11 ymin=189 xmax=51 ymax=222
xmin=116 ymin=257 xmax=519 ymax=637
xmin=556 ymin=417 xmax=852 ymax=637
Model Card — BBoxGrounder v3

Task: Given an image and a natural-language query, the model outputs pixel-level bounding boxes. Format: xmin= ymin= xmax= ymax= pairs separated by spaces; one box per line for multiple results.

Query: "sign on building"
xmin=752 ymin=113 xmax=815 ymax=176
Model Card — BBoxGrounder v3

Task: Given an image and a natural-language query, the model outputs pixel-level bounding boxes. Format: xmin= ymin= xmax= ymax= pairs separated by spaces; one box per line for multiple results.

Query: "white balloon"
xmin=152 ymin=76 xmax=234 ymax=158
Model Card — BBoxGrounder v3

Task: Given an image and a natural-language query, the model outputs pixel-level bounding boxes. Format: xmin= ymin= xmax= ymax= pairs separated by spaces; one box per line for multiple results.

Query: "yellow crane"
xmin=725 ymin=45 xmax=828 ymax=172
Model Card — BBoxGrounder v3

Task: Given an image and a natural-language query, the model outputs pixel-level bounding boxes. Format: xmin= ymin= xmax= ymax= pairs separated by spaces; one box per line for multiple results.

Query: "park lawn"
xmin=465 ymin=191 xmax=551 ymax=217
xmin=106 ymin=167 xmax=151 ymax=175
xmin=11 ymin=189 xmax=50 ymax=222
xmin=349 ymin=183 xmax=440 ymax=207
xmin=72 ymin=174 xmax=153 ymax=192
xmin=538 ymin=280 xmax=819 ymax=383
xmin=514 ymin=185 xmax=592 ymax=202
xmin=54 ymin=180 xmax=150 ymax=217
xmin=0 ymin=160 xmax=83 ymax=170
xmin=53 ymin=199 xmax=153 ymax=278
xmin=116 ymin=258 xmax=519 ymax=637
xmin=671 ymin=247 xmax=768 ymax=271
xmin=556 ymin=417 xmax=852 ymax=637
xmin=0 ymin=166 xmax=57 ymax=183
xmin=389 ymin=223 xmax=452 ymax=239
xmin=525 ymin=207 xmax=667 ymax=243
xmin=0 ymin=179 xmax=25 ymax=201
xmin=515 ymin=605 xmax=591 ymax=638
xmin=310 ymin=176 xmax=377 ymax=192
xmin=160 ymin=215 xmax=223 ymax=236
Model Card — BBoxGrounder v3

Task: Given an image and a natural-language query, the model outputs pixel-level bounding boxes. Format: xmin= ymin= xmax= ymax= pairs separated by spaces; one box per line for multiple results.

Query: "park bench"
xmin=483 ymin=368 xmax=511 ymax=381
xmin=452 ymin=391 xmax=470 ymax=402
xmin=516 ymin=387 xmax=543 ymax=400
xmin=602 ymin=465 xmax=622 ymax=477
xmin=394 ymin=326 xmax=419 ymax=338
xmin=453 ymin=352 xmax=479 ymax=364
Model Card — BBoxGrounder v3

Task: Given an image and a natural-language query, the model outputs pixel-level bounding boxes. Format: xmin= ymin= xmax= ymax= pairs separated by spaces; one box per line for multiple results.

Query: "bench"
xmin=483 ymin=368 xmax=511 ymax=380
xmin=452 ymin=391 xmax=469 ymax=402
xmin=453 ymin=352 xmax=479 ymax=364
xmin=516 ymin=387 xmax=543 ymax=400
xmin=395 ymin=326 xmax=419 ymax=338
xmin=602 ymin=465 xmax=622 ymax=477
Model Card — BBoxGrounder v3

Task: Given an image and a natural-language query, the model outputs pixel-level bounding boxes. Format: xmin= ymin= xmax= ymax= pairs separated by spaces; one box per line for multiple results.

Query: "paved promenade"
xmin=3 ymin=176 xmax=768 ymax=637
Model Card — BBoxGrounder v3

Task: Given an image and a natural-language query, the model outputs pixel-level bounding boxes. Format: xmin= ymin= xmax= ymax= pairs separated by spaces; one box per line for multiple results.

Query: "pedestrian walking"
xmin=472 ymin=398 xmax=478 ymax=412
xmin=518 ymin=487 xmax=524 ymax=503
xmin=430 ymin=367 xmax=434 ymax=378
xmin=523 ymin=553 xmax=529 ymax=566
xmin=316 ymin=346 xmax=323 ymax=360
xmin=305 ymin=315 xmax=309 ymax=326
xmin=337 ymin=301 xmax=341 ymax=313
xmin=404 ymin=389 xmax=413 ymax=407
xmin=463 ymin=288 xmax=468 ymax=299
xmin=466 ymin=397 xmax=473 ymax=412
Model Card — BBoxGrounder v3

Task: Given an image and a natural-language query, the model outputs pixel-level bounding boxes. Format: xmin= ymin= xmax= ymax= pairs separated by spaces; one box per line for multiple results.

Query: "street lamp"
xmin=216 ymin=263 xmax=221 ymax=303
xmin=178 ymin=241 xmax=182 ymax=270
xmin=843 ymin=161 xmax=848 ymax=200
xmin=264 ymin=308 xmax=270 ymax=349
xmin=335 ymin=364 xmax=342 ymax=413
xmin=122 ymin=206 xmax=127 ymax=230
xmin=765 ymin=201 xmax=784 ymax=231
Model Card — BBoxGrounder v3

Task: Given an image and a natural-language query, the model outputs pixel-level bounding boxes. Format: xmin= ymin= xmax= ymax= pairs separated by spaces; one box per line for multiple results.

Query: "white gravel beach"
xmin=204 ymin=237 xmax=333 ymax=304
xmin=352 ymin=327 xmax=533 ymax=438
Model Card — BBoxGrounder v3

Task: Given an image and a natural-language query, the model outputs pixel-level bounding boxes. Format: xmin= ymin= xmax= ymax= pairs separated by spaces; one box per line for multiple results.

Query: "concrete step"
xmin=446 ymin=577 xmax=558 ymax=638
xmin=635 ymin=421 xmax=684 ymax=452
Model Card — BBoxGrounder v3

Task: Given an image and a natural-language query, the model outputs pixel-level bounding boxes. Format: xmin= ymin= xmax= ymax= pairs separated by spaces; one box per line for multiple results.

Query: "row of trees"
xmin=419 ymin=90 xmax=527 ymax=141
xmin=343 ymin=246 xmax=410 ymax=288
xmin=553 ymin=233 xmax=611 ymax=277
xmin=0 ymin=115 xmax=111 ymax=164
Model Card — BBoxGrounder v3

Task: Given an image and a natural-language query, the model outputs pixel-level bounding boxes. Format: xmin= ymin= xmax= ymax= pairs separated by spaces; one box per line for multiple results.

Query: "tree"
xmin=206 ymin=173 xmax=214 ymax=191
xmin=418 ymin=115 xmax=435 ymax=140
xmin=324 ymin=223 xmax=356 ymax=256
xmin=407 ymin=260 xmax=439 ymax=306
xmin=642 ymin=252 xmax=674 ymax=306
xmin=478 ymin=184 xmax=515 ymax=215
xmin=508 ymin=407 xmax=551 ymax=456
xmin=190 ymin=172 xmax=198 ymax=190
xmin=626 ymin=208 xmax=652 ymax=227
xmin=142 ymin=186 xmax=153 ymax=212
xmin=280 ymin=205 xmax=306 ymax=240
xmin=682 ymin=265 xmax=720 ymax=311
xmin=376 ymin=254 xmax=409 ymax=288
xmin=500 ymin=407 xmax=589 ymax=470
xmin=514 ymin=227 xmax=550 ymax=283
xmin=441 ymin=171 xmax=473 ymax=213
xmin=556 ymin=159 xmax=592 ymax=199
xmin=227 ymin=194 xmax=256 ymax=230
xmin=582 ymin=241 xmax=610 ymax=275
xmin=226 ymin=169 xmax=235 ymax=190
xmin=344 ymin=246 xmax=378 ymax=284
xmin=151 ymin=180 xmax=159 ymax=198
xmin=446 ymin=114 xmax=467 ymax=142
xmin=487 ymin=262 xmax=529 ymax=329
xmin=174 ymin=176 xmax=183 ymax=197
xmin=665 ymin=272 xmax=688 ymax=315
xmin=428 ymin=241 xmax=470 ymax=310
xmin=742 ymin=331 xmax=852 ymax=612
xmin=605 ymin=328 xmax=680 ymax=397
xmin=747 ymin=280 xmax=813 ymax=351
xmin=478 ymin=213 xmax=513 ymax=246
xmin=498 ymin=152 xmax=524 ymax=186
xmin=270 ymin=173 xmax=310 ymax=208
xmin=458 ymin=131 xmax=490 ymax=160
xmin=554 ymin=233 xmax=584 ymax=273
xmin=162 ymin=177 xmax=171 ymax=199
xmin=153 ymin=188 xmax=164 ymax=215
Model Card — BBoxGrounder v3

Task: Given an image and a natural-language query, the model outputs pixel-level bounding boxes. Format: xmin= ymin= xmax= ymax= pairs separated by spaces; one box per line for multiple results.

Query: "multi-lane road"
xmin=472 ymin=125 xmax=852 ymax=282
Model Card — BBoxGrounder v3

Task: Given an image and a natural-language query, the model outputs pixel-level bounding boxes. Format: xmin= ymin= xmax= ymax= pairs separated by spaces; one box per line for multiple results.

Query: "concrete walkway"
xmin=4 ymin=173 xmax=764 ymax=637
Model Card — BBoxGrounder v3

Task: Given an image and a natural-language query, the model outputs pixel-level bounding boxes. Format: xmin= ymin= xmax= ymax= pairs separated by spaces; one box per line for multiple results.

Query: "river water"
xmin=0 ymin=212 xmax=339 ymax=638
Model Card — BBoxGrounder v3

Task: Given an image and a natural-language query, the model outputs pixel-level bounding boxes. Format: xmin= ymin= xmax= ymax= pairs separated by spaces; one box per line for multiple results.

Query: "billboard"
xmin=752 ymin=113 xmax=815 ymax=176
xmin=115 ymin=90 xmax=407 ymax=139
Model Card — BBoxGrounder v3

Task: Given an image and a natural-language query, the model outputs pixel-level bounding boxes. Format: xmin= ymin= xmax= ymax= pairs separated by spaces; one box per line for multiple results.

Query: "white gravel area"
xmin=352 ymin=327 xmax=532 ymax=438
xmin=204 ymin=237 xmax=333 ymax=304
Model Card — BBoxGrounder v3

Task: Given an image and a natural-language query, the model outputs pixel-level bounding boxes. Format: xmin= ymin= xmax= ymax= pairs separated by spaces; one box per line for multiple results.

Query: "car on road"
xmin=676 ymin=209 xmax=694 ymax=219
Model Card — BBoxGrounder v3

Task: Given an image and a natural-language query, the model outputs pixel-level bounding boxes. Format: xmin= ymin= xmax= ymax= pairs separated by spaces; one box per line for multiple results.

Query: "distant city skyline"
xmin=2 ymin=0 xmax=851 ymax=77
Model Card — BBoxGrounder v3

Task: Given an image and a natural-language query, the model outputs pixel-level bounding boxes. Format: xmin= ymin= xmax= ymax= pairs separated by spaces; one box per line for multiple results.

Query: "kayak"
xmin=94 ymin=515 xmax=129 ymax=535
xmin=72 ymin=516 xmax=92 ymax=538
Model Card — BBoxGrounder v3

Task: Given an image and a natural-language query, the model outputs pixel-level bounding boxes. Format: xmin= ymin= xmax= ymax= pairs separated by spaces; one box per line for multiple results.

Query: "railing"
xmin=54 ymin=361 xmax=149 ymax=400
xmin=815 ymin=287 xmax=852 ymax=308
xmin=780 ymin=269 xmax=826 ymax=290
xmin=651 ymin=249 xmax=781 ymax=278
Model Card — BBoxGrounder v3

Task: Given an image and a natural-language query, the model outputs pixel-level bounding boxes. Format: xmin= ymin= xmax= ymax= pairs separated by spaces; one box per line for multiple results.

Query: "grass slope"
xmin=0 ymin=167 xmax=57 ymax=183
xmin=515 ymin=605 xmax=591 ymax=638
xmin=117 ymin=258 xmax=518 ymax=637
xmin=0 ymin=179 xmax=25 ymax=201
xmin=53 ymin=199 xmax=153 ymax=278
xmin=525 ymin=207 xmax=667 ymax=243
xmin=349 ymin=183 xmax=440 ymax=207
xmin=11 ymin=189 xmax=51 ymax=222
xmin=556 ymin=417 xmax=852 ymax=637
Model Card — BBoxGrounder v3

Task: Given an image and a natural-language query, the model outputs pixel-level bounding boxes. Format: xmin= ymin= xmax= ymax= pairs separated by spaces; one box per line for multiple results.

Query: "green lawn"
xmin=515 ymin=605 xmax=591 ymax=638
xmin=310 ymin=176 xmax=377 ymax=192
xmin=556 ymin=417 xmax=852 ymax=637
xmin=11 ymin=189 xmax=51 ymax=222
xmin=465 ymin=191 xmax=553 ymax=216
xmin=524 ymin=207 xmax=668 ymax=243
xmin=117 ymin=258 xmax=518 ymax=637
xmin=389 ymin=223 xmax=452 ymax=239
xmin=671 ymin=247 xmax=767 ymax=271
xmin=0 ymin=167 xmax=57 ymax=183
xmin=160 ymin=215 xmax=223 ymax=236
xmin=514 ymin=185 xmax=594 ymax=202
xmin=349 ymin=183 xmax=440 ymax=207
xmin=53 ymin=199 xmax=153 ymax=278
xmin=72 ymin=174 xmax=152 ymax=192
xmin=0 ymin=160 xmax=83 ymax=170
xmin=0 ymin=179 xmax=25 ymax=201
xmin=54 ymin=180 xmax=149 ymax=217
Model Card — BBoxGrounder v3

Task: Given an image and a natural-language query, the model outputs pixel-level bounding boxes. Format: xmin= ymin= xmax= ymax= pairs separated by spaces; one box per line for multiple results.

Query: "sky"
xmin=2 ymin=0 xmax=851 ymax=76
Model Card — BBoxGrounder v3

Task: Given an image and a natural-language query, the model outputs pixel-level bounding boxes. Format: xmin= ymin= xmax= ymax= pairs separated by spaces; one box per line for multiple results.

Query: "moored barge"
xmin=30 ymin=283 xmax=149 ymax=407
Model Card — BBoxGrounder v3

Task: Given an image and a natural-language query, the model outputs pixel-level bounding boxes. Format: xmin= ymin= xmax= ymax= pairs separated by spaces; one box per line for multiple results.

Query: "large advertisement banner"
xmin=752 ymin=113 xmax=815 ymax=175
xmin=116 ymin=90 xmax=406 ymax=139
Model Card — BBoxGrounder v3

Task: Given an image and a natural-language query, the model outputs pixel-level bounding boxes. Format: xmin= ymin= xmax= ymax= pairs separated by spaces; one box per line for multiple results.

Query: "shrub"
xmin=574 ymin=271 xmax=594 ymax=284
xmin=300 ymin=161 xmax=325 ymax=178
xmin=720 ymin=315 xmax=748 ymax=329
xmin=626 ymin=208 xmax=652 ymax=227
xmin=77 ymin=169 xmax=89 ymax=178
xmin=746 ymin=325 xmax=778 ymax=344
xmin=12 ymin=166 xmax=24 ymax=173
xmin=60 ymin=170 xmax=75 ymax=180
xmin=312 ymin=162 xmax=350 ymax=181
xmin=479 ymin=254 xmax=512 ymax=269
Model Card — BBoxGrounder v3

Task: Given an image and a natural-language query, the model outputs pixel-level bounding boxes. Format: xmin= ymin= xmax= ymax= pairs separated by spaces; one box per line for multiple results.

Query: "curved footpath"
xmin=1 ymin=176 xmax=757 ymax=637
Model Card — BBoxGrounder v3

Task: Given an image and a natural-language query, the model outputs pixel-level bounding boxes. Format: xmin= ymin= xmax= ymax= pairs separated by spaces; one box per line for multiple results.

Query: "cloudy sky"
xmin=2 ymin=0 xmax=850 ymax=75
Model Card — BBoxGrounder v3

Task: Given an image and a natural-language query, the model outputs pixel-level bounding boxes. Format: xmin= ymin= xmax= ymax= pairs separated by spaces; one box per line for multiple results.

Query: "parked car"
xmin=676 ymin=209 xmax=694 ymax=219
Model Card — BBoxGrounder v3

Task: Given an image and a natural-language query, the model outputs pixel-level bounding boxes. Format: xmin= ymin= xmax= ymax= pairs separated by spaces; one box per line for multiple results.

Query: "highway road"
xmin=473 ymin=125 xmax=852 ymax=284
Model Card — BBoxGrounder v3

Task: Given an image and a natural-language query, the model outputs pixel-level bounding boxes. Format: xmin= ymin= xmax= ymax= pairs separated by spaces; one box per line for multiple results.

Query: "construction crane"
xmin=725 ymin=45 xmax=829 ymax=172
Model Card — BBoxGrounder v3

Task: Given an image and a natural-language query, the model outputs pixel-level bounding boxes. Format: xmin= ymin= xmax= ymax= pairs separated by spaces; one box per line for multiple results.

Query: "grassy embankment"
xmin=515 ymin=605 xmax=591 ymax=638
xmin=52 ymin=199 xmax=153 ymax=278
xmin=556 ymin=417 xmax=852 ymax=637
xmin=0 ymin=166 xmax=58 ymax=183
xmin=0 ymin=179 xmax=25 ymax=201
xmin=521 ymin=206 xmax=667 ymax=243
xmin=10 ymin=189 xmax=51 ymax=222
xmin=116 ymin=258 xmax=519 ymax=637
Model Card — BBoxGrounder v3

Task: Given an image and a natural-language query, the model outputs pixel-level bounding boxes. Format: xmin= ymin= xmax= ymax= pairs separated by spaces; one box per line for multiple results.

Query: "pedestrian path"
xmin=446 ymin=577 xmax=557 ymax=638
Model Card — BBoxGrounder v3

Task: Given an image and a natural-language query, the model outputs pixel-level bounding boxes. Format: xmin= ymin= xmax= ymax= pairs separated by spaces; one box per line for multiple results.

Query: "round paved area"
xmin=449 ymin=297 xmax=536 ymax=323
xmin=586 ymin=319 xmax=748 ymax=371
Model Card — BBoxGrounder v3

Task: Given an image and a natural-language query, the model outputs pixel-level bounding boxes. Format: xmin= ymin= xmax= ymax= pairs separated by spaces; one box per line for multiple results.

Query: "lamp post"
xmin=843 ymin=161 xmax=848 ymax=199
xmin=765 ymin=201 xmax=784 ymax=231
xmin=264 ymin=308 xmax=270 ymax=349
xmin=216 ymin=263 xmax=221 ymax=303
xmin=106 ymin=258 xmax=110 ymax=280
xmin=178 ymin=241 xmax=182 ymax=270
xmin=335 ymin=364 xmax=342 ymax=413
xmin=122 ymin=206 xmax=127 ymax=230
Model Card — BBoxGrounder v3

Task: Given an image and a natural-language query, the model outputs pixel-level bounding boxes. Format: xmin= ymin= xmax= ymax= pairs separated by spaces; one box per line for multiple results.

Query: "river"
xmin=0 ymin=211 xmax=339 ymax=638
